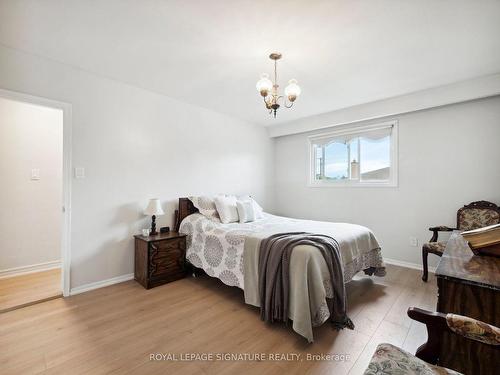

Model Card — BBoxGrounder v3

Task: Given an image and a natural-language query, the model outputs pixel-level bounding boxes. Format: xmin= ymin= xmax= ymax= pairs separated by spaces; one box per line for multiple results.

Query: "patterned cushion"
xmin=188 ymin=196 xmax=221 ymax=222
xmin=423 ymin=241 xmax=446 ymax=254
xmin=364 ymin=343 xmax=462 ymax=375
xmin=458 ymin=208 xmax=500 ymax=231
xmin=446 ymin=314 xmax=500 ymax=346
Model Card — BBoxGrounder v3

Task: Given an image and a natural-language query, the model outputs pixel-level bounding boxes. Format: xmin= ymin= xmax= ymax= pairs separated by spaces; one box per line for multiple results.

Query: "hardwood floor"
xmin=0 ymin=264 xmax=437 ymax=375
xmin=0 ymin=269 xmax=62 ymax=314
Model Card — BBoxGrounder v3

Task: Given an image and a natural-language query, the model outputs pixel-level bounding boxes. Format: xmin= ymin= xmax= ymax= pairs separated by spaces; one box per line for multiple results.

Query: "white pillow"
xmin=236 ymin=200 xmax=256 ymax=223
xmin=238 ymin=195 xmax=264 ymax=219
xmin=214 ymin=195 xmax=239 ymax=224
xmin=188 ymin=196 xmax=221 ymax=222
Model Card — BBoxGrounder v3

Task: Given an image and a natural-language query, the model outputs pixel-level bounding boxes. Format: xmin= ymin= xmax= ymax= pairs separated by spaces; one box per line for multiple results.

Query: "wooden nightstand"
xmin=134 ymin=231 xmax=187 ymax=289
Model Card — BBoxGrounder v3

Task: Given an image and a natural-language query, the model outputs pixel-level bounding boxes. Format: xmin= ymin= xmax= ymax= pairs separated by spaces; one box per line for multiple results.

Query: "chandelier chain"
xmin=274 ymin=59 xmax=277 ymax=87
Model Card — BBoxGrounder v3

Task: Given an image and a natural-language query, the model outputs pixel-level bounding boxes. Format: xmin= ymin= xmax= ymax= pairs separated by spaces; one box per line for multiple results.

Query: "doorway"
xmin=0 ymin=89 xmax=71 ymax=313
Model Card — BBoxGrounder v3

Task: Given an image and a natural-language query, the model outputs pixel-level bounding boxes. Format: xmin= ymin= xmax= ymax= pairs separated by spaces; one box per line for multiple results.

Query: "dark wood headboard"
xmin=174 ymin=198 xmax=199 ymax=232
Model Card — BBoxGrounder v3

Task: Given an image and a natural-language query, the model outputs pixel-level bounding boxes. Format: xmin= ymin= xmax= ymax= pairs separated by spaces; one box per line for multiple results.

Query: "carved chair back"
xmin=456 ymin=201 xmax=500 ymax=231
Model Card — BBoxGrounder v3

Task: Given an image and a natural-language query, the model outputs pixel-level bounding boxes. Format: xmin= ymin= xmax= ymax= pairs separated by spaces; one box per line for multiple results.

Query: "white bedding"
xmin=180 ymin=213 xmax=383 ymax=290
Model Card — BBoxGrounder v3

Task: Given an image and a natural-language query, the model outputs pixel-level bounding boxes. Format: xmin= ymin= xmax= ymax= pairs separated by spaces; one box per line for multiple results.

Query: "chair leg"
xmin=422 ymin=248 xmax=429 ymax=282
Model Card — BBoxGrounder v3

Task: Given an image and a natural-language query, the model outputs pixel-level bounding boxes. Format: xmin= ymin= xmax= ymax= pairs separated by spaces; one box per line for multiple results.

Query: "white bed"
xmin=180 ymin=212 xmax=384 ymax=289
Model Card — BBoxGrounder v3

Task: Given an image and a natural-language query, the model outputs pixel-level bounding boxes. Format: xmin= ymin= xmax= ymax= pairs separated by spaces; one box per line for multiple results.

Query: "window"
xmin=308 ymin=121 xmax=398 ymax=187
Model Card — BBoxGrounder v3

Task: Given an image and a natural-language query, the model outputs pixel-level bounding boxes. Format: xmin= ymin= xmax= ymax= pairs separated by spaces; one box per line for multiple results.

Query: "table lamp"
xmin=144 ymin=198 xmax=164 ymax=235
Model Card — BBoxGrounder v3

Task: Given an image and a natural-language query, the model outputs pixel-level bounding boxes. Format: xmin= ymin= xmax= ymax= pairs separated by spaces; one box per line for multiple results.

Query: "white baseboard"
xmin=68 ymin=259 xmax=431 ymax=296
xmin=70 ymin=273 xmax=134 ymax=296
xmin=0 ymin=260 xmax=61 ymax=279
xmin=31 ymin=258 xmax=430 ymax=296
xmin=384 ymin=257 xmax=437 ymax=274
xmin=68 ymin=258 xmax=431 ymax=296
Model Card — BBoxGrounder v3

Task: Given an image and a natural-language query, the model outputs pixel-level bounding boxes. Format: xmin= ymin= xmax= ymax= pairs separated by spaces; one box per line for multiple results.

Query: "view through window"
xmin=310 ymin=122 xmax=396 ymax=186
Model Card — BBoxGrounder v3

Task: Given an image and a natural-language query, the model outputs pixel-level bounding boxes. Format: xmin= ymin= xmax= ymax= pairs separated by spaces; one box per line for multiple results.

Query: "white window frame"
xmin=307 ymin=120 xmax=398 ymax=188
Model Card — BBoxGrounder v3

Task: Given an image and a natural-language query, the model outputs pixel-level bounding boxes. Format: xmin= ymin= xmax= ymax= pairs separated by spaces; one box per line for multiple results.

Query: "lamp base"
xmin=150 ymin=215 xmax=158 ymax=236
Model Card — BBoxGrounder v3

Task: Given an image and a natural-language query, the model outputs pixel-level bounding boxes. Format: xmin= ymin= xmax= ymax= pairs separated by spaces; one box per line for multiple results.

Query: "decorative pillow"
xmin=236 ymin=200 xmax=256 ymax=223
xmin=188 ymin=196 xmax=220 ymax=222
xmin=238 ymin=195 xmax=264 ymax=219
xmin=214 ymin=195 xmax=239 ymax=224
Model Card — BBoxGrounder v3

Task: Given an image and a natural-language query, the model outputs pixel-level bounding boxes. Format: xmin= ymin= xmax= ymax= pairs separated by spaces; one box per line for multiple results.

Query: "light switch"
xmin=74 ymin=167 xmax=85 ymax=179
xmin=31 ymin=168 xmax=40 ymax=180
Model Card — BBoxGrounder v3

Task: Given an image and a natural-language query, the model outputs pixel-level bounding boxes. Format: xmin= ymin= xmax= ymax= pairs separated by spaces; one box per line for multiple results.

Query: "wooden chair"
xmin=421 ymin=200 xmax=500 ymax=281
xmin=364 ymin=307 xmax=500 ymax=374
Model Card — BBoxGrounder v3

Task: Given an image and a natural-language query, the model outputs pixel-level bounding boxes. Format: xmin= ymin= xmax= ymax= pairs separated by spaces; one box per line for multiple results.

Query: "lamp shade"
xmin=284 ymin=79 xmax=301 ymax=98
xmin=256 ymin=73 xmax=273 ymax=95
xmin=144 ymin=199 xmax=164 ymax=216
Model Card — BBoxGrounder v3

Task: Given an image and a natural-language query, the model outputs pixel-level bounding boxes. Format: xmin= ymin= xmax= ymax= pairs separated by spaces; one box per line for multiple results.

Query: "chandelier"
xmin=256 ymin=53 xmax=301 ymax=118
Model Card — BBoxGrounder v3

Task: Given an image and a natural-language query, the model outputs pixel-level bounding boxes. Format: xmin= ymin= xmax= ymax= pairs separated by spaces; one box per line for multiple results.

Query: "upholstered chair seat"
xmin=364 ymin=343 xmax=461 ymax=375
xmin=422 ymin=241 xmax=446 ymax=254
xmin=364 ymin=308 xmax=500 ymax=375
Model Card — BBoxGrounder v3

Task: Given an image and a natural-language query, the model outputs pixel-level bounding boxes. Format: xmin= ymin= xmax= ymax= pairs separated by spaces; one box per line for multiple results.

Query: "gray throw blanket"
xmin=258 ymin=232 xmax=354 ymax=330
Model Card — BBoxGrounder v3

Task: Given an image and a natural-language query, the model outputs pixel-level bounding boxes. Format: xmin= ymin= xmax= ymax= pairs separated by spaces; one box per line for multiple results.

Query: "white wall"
xmin=274 ymin=96 xmax=500 ymax=268
xmin=0 ymin=97 xmax=63 ymax=271
xmin=1 ymin=39 xmax=498 ymax=288
xmin=0 ymin=45 xmax=274 ymax=289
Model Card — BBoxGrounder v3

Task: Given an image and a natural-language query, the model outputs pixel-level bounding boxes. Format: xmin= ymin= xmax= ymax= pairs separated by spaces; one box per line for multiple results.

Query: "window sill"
xmin=307 ymin=180 xmax=398 ymax=188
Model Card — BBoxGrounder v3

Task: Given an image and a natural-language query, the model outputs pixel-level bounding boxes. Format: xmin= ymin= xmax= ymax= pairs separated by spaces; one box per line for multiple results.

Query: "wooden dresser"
xmin=435 ymin=232 xmax=500 ymax=374
xmin=134 ymin=232 xmax=187 ymax=289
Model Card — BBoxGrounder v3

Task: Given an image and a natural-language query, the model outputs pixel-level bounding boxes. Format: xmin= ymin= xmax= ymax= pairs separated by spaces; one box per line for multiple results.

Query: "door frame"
xmin=0 ymin=88 xmax=72 ymax=297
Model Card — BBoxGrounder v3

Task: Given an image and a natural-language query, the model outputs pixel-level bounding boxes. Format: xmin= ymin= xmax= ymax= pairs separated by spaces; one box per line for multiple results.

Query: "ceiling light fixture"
xmin=256 ymin=53 xmax=301 ymax=118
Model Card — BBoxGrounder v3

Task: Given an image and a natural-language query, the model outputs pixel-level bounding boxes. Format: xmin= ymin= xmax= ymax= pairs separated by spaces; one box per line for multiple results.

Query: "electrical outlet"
xmin=409 ymin=236 xmax=419 ymax=247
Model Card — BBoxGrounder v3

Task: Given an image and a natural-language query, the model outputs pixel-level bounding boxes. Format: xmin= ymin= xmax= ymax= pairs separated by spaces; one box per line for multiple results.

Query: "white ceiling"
xmin=1 ymin=0 xmax=499 ymax=126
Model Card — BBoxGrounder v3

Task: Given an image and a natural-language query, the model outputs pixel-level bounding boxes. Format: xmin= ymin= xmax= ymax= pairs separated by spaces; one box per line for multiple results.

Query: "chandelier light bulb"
xmin=256 ymin=73 xmax=273 ymax=96
xmin=285 ymin=79 xmax=301 ymax=102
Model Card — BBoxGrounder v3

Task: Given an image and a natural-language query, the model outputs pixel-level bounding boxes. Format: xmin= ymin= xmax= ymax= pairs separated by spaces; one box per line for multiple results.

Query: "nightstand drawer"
xmin=151 ymin=238 xmax=185 ymax=254
xmin=149 ymin=249 xmax=184 ymax=277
